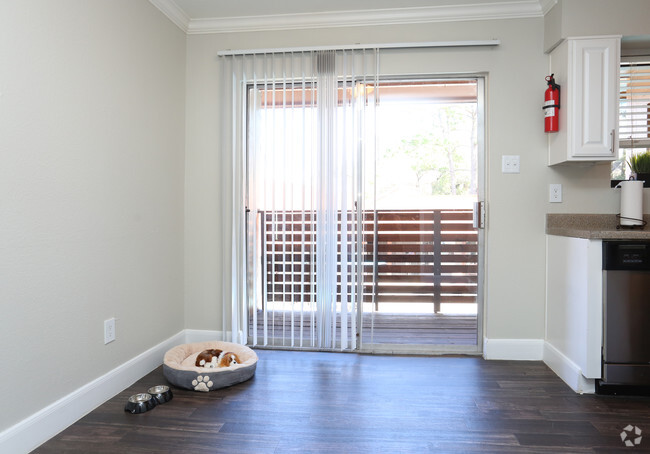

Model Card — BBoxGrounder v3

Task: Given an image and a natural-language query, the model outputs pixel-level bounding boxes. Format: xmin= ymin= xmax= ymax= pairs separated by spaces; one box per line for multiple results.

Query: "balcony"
xmin=251 ymin=208 xmax=478 ymax=346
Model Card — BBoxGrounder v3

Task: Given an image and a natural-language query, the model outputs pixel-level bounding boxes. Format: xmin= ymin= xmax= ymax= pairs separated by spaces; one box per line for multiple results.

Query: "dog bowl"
xmin=124 ymin=393 xmax=157 ymax=414
xmin=147 ymin=385 xmax=173 ymax=404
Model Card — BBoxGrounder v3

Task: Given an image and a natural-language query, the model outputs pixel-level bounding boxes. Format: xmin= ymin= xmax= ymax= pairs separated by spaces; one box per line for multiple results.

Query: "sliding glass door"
xmin=241 ymin=51 xmax=483 ymax=352
xmin=361 ymin=79 xmax=484 ymax=353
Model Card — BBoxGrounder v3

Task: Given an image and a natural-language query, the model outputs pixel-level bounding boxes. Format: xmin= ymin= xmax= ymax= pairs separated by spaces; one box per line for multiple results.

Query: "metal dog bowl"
xmin=147 ymin=385 xmax=173 ymax=404
xmin=124 ymin=393 xmax=157 ymax=414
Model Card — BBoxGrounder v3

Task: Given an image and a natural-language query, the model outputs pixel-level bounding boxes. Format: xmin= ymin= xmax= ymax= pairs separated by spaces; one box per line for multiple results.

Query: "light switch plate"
xmin=502 ymin=155 xmax=520 ymax=174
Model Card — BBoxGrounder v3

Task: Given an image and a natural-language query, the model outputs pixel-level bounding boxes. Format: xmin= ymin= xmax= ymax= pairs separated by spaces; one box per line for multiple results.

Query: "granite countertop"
xmin=546 ymin=214 xmax=650 ymax=240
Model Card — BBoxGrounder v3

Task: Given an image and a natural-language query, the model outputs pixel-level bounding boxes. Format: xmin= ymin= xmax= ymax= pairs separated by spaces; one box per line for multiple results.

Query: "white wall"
xmin=0 ymin=0 xmax=186 ymax=433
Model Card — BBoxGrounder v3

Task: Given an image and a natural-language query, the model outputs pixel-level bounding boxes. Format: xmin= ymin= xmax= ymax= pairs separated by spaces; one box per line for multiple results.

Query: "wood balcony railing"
xmin=259 ymin=209 xmax=478 ymax=313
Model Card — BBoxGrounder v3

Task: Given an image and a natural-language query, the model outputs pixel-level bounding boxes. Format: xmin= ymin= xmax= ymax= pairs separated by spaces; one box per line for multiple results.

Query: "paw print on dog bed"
xmin=192 ymin=375 xmax=213 ymax=392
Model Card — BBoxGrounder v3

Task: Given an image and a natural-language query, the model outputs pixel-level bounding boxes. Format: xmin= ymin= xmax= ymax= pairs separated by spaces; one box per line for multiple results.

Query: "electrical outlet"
xmin=549 ymin=183 xmax=562 ymax=203
xmin=502 ymin=155 xmax=520 ymax=174
xmin=104 ymin=318 xmax=116 ymax=344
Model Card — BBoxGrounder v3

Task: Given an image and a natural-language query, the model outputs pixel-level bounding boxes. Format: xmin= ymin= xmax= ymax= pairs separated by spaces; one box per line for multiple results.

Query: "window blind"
xmin=619 ymin=61 xmax=650 ymax=150
xmin=219 ymin=49 xmax=378 ymax=350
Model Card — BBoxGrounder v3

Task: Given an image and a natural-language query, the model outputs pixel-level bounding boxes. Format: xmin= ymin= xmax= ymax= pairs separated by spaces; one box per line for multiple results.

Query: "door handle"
xmin=473 ymin=201 xmax=485 ymax=229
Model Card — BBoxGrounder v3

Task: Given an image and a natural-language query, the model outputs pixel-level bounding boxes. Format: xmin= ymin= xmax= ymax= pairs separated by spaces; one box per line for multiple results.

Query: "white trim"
xmin=189 ymin=3 xmax=542 ymax=34
xmin=483 ymin=338 xmax=544 ymax=360
xmin=151 ymin=1 xmax=546 ymax=34
xmin=217 ymin=40 xmax=499 ymax=57
xmin=184 ymin=329 xmax=223 ymax=343
xmin=0 ymin=331 xmax=185 ymax=454
xmin=148 ymin=0 xmax=190 ymax=32
xmin=543 ymin=341 xmax=595 ymax=394
xmin=539 ymin=0 xmax=558 ymax=15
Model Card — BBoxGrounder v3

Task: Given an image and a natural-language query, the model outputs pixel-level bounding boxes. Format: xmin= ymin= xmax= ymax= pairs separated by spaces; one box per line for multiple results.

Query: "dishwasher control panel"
xmin=603 ymin=241 xmax=650 ymax=271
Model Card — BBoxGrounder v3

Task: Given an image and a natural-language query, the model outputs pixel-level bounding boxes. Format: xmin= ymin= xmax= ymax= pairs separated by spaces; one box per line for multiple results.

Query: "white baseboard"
xmin=184 ymin=329 xmax=223 ymax=343
xmin=0 ymin=331 xmax=185 ymax=454
xmin=483 ymin=338 xmax=544 ymax=360
xmin=543 ymin=341 xmax=595 ymax=394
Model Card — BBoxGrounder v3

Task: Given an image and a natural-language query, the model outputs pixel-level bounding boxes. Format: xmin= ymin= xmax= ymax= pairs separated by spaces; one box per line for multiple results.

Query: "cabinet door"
xmin=569 ymin=37 xmax=619 ymax=158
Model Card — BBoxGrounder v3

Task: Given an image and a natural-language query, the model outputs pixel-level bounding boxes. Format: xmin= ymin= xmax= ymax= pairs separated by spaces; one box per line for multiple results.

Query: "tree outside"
xmin=376 ymin=102 xmax=478 ymax=208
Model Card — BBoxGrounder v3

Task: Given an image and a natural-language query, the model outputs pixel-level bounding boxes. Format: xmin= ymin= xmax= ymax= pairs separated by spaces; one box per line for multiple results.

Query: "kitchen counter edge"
xmin=546 ymin=214 xmax=650 ymax=240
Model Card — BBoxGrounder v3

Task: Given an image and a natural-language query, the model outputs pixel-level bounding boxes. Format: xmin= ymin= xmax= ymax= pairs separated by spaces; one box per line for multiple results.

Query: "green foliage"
xmin=384 ymin=105 xmax=474 ymax=196
xmin=628 ymin=151 xmax=650 ymax=174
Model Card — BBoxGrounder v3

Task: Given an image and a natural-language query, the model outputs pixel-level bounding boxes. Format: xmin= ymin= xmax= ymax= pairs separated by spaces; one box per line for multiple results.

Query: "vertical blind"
xmin=219 ymin=49 xmax=379 ymax=350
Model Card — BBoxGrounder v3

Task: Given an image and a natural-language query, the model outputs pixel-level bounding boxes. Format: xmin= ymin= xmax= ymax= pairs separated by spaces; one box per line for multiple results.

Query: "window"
xmin=612 ymin=59 xmax=650 ymax=181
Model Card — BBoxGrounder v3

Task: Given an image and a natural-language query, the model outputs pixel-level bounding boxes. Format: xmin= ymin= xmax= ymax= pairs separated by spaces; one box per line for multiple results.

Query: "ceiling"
xmin=149 ymin=0 xmax=556 ymax=34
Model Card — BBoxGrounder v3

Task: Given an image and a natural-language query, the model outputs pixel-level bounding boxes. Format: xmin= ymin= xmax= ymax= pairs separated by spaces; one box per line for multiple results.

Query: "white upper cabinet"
xmin=548 ymin=36 xmax=621 ymax=165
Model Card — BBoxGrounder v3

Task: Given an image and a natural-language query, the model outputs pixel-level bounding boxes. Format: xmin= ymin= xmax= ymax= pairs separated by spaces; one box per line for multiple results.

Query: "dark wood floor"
xmin=36 ymin=350 xmax=650 ymax=453
xmin=255 ymin=311 xmax=478 ymax=346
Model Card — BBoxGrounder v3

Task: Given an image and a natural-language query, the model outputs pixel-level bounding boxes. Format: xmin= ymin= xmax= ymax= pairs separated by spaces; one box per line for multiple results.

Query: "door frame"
xmin=243 ymin=74 xmax=487 ymax=355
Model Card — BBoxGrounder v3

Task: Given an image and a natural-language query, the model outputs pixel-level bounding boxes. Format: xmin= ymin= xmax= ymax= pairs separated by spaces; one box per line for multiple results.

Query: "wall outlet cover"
xmin=104 ymin=318 xmax=116 ymax=344
xmin=549 ymin=183 xmax=562 ymax=203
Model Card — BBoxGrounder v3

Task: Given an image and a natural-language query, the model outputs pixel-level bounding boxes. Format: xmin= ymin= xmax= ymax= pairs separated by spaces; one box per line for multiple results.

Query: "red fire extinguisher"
xmin=543 ymin=74 xmax=560 ymax=133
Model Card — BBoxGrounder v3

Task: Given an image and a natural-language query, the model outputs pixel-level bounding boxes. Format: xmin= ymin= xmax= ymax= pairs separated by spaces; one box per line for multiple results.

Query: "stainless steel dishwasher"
xmin=598 ymin=240 xmax=650 ymax=394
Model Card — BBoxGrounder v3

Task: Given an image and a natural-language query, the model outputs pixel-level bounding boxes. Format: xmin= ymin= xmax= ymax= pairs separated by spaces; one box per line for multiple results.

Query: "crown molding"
xmin=188 ymin=2 xmax=544 ymax=34
xmin=539 ymin=0 xmax=558 ymax=15
xmin=149 ymin=0 xmax=190 ymax=33
xmin=151 ymin=1 xmax=546 ymax=35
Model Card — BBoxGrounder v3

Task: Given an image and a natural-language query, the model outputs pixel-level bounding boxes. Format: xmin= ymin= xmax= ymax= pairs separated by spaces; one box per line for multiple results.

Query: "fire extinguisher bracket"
xmin=542 ymin=98 xmax=560 ymax=110
xmin=542 ymin=96 xmax=560 ymax=109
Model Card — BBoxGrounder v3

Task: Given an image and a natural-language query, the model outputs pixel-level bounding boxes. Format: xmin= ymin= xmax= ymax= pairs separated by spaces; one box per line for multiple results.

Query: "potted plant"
xmin=628 ymin=151 xmax=650 ymax=184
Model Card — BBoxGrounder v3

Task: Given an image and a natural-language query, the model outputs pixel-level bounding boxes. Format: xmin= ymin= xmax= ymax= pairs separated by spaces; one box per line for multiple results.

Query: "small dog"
xmin=195 ymin=349 xmax=222 ymax=368
xmin=195 ymin=349 xmax=241 ymax=368
xmin=218 ymin=352 xmax=241 ymax=367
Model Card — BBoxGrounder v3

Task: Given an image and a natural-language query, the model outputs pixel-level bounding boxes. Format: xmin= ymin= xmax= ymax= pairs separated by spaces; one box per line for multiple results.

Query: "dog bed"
xmin=163 ymin=341 xmax=258 ymax=392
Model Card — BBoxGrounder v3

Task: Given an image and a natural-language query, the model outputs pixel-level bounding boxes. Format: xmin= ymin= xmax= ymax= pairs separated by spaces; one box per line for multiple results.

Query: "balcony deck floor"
xmin=251 ymin=310 xmax=478 ymax=347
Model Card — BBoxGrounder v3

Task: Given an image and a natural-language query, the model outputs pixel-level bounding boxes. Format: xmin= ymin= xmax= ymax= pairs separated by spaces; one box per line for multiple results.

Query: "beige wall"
xmin=544 ymin=0 xmax=650 ymax=51
xmin=0 ymin=0 xmax=186 ymax=432
xmin=3 ymin=0 xmax=648 ymax=439
xmin=185 ymin=18 xmax=552 ymax=340
xmin=185 ymin=9 xmax=650 ymax=344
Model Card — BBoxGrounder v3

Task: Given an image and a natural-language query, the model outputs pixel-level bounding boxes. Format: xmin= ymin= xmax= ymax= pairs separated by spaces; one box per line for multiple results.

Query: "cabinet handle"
xmin=610 ymin=129 xmax=615 ymax=154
